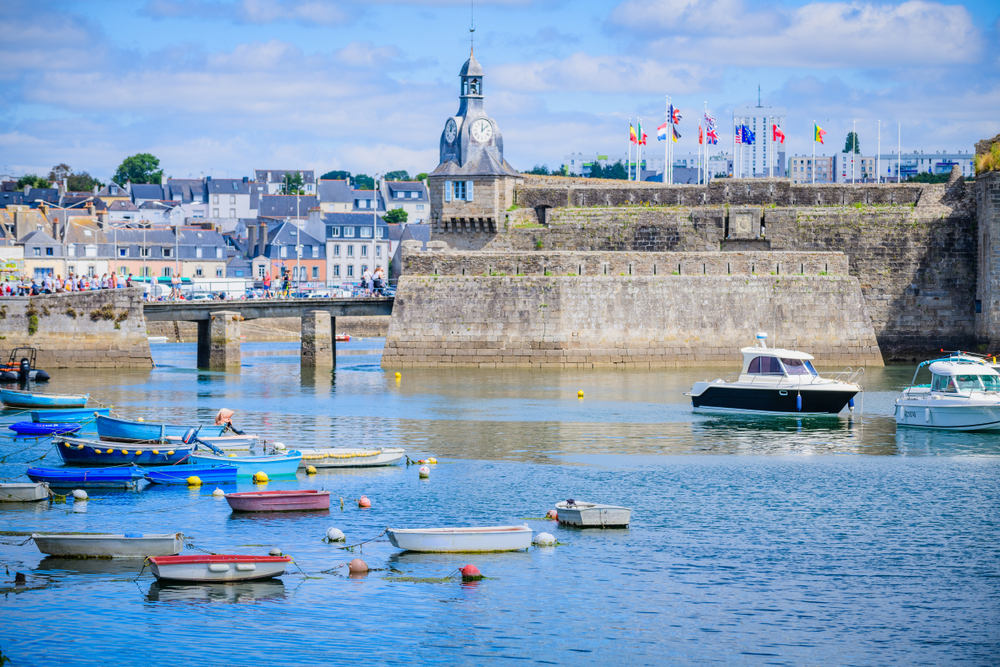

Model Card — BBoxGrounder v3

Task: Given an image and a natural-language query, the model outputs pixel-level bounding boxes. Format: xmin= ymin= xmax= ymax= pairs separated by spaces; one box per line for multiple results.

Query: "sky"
xmin=1 ymin=0 xmax=998 ymax=182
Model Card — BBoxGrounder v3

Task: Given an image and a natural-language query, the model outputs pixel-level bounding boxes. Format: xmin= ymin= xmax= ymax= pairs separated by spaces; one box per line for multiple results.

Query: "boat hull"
xmin=0 ymin=389 xmax=89 ymax=409
xmin=896 ymin=402 xmax=1000 ymax=431
xmin=32 ymin=408 xmax=110 ymax=423
xmin=96 ymin=414 xmax=225 ymax=443
xmin=0 ymin=482 xmax=50 ymax=502
xmin=225 ymin=490 xmax=330 ymax=512
xmin=10 ymin=422 xmax=81 ymax=436
xmin=188 ymin=451 xmax=302 ymax=477
xmin=32 ymin=533 xmax=184 ymax=558
xmin=144 ymin=464 xmax=238 ymax=485
xmin=149 ymin=555 xmax=291 ymax=582
xmin=387 ymin=526 xmax=533 ymax=552
xmin=56 ymin=437 xmax=194 ymax=467
xmin=26 ymin=465 xmax=145 ymax=489
xmin=555 ymin=503 xmax=631 ymax=528
xmin=691 ymin=385 xmax=857 ymax=415
xmin=298 ymin=447 xmax=405 ymax=468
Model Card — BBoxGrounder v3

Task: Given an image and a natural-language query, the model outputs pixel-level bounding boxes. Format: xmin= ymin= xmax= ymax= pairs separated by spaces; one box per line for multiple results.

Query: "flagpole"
xmin=877 ymin=119 xmax=881 ymax=184
xmin=664 ymin=96 xmax=669 ymax=185
xmin=852 ymin=120 xmax=856 ymax=183
xmin=898 ymin=121 xmax=901 ymax=184
xmin=812 ymin=120 xmax=816 ymax=184
xmin=638 ymin=118 xmax=643 ymax=182
xmin=628 ymin=117 xmax=632 ymax=181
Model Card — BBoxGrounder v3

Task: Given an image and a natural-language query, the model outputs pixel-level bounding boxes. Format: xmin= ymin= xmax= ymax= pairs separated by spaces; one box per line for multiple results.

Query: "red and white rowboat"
xmin=149 ymin=555 xmax=292 ymax=582
xmin=225 ymin=489 xmax=331 ymax=512
xmin=335 ymin=334 xmax=351 ymax=342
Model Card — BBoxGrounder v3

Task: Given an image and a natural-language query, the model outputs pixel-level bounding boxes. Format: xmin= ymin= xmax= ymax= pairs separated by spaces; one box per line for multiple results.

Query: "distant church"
xmin=428 ymin=50 xmax=521 ymax=234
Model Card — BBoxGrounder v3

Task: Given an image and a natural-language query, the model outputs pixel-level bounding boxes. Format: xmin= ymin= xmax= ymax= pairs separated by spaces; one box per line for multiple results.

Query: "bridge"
xmin=143 ymin=297 xmax=394 ymax=369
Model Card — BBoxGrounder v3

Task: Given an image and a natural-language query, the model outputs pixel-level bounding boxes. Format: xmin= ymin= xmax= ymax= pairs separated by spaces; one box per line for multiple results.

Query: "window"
xmin=163 ymin=247 xmax=172 ymax=258
xmin=361 ymin=245 xmax=368 ymax=257
xmin=347 ymin=265 xmax=354 ymax=277
xmin=88 ymin=266 xmax=96 ymax=277
xmin=312 ymin=266 xmax=319 ymax=279
xmin=140 ymin=248 xmax=150 ymax=257
xmin=162 ymin=267 xmax=172 ymax=277
xmin=68 ymin=244 xmax=76 ymax=257
xmin=118 ymin=266 xmax=127 ymax=276
xmin=417 ymin=204 xmax=424 ymax=211
xmin=230 ymin=195 xmax=236 ymax=204
xmin=213 ymin=208 xmax=219 ymax=217
xmin=213 ymin=195 xmax=219 ymax=204
xmin=312 ymin=246 xmax=319 ymax=259
xmin=333 ymin=265 xmax=340 ymax=277
xmin=119 ymin=248 xmax=128 ymax=257
xmin=141 ymin=266 xmax=151 ymax=277
xmin=32 ymin=247 xmax=40 ymax=256
xmin=347 ymin=245 xmax=354 ymax=257
xmin=46 ymin=247 xmax=53 ymax=256
xmin=216 ymin=248 xmax=222 ymax=259
xmin=334 ymin=244 xmax=340 ymax=256
xmin=343 ymin=227 xmax=355 ymax=238
xmin=377 ymin=227 xmax=384 ymax=238
xmin=376 ymin=246 xmax=381 ymax=257
xmin=780 ymin=358 xmax=817 ymax=376
xmin=195 ymin=266 xmax=203 ymax=277
xmin=235 ymin=270 xmax=244 ymax=277
xmin=361 ymin=227 xmax=372 ymax=238
xmin=328 ymin=226 xmax=339 ymax=237
xmin=453 ymin=180 xmax=466 ymax=200
xmin=257 ymin=265 xmax=265 ymax=278
xmin=215 ymin=267 xmax=223 ymax=278
xmin=230 ymin=208 xmax=236 ymax=218
xmin=747 ymin=356 xmax=783 ymax=374
xmin=361 ymin=264 xmax=368 ymax=274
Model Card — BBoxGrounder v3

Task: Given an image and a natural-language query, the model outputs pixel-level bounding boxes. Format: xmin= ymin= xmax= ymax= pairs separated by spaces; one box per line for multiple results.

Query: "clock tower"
xmin=429 ymin=51 xmax=521 ymax=237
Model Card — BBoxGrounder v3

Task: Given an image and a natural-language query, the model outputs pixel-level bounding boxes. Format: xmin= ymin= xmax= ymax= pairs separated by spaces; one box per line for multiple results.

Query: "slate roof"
xmin=400 ymin=223 xmax=431 ymax=248
xmin=460 ymin=54 xmax=484 ymax=77
xmin=0 ymin=192 xmax=25 ymax=206
xmin=108 ymin=200 xmax=139 ymax=212
xmin=26 ymin=188 xmax=59 ymax=205
xmin=165 ymin=179 xmax=207 ymax=203
xmin=350 ymin=189 xmax=385 ymax=212
xmin=258 ymin=195 xmax=318 ymax=218
xmin=138 ymin=200 xmax=181 ymax=210
xmin=317 ymin=179 xmax=353 ymax=203
xmin=260 ymin=221 xmax=325 ymax=259
xmin=19 ymin=229 xmax=59 ymax=245
xmin=130 ymin=184 xmax=166 ymax=201
xmin=207 ymin=178 xmax=253 ymax=195
xmin=254 ymin=170 xmax=316 ymax=185
xmin=431 ymin=149 xmax=520 ymax=177
xmin=96 ymin=183 xmax=128 ymax=198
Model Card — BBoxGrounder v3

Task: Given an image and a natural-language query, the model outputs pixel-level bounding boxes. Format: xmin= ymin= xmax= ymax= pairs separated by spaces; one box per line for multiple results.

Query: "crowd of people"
xmin=0 ymin=272 xmax=136 ymax=296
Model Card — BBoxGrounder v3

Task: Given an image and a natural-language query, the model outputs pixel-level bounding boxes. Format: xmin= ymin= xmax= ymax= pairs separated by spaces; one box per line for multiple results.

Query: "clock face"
xmin=470 ymin=119 xmax=493 ymax=143
xmin=444 ymin=119 xmax=458 ymax=143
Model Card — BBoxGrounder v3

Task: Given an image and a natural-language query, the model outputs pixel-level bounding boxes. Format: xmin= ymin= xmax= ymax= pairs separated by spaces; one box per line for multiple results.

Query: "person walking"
xmin=126 ymin=273 xmax=133 ymax=288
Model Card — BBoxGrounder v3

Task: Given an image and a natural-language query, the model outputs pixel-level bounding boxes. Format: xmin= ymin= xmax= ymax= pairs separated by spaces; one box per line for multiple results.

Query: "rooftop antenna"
xmin=757 ymin=84 xmax=761 ymax=108
xmin=470 ymin=0 xmax=475 ymax=55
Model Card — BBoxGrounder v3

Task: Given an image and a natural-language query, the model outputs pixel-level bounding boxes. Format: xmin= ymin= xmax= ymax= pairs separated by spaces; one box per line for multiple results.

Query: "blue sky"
xmin=1 ymin=0 xmax=997 ymax=181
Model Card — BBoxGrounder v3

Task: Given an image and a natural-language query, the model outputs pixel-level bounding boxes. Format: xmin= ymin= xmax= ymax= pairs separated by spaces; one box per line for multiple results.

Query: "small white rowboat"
xmin=0 ymin=482 xmax=50 ymax=502
xmin=149 ymin=555 xmax=292 ymax=582
xmin=555 ymin=500 xmax=631 ymax=528
xmin=32 ymin=532 xmax=184 ymax=558
xmin=298 ymin=446 xmax=405 ymax=468
xmin=387 ymin=525 xmax=533 ymax=553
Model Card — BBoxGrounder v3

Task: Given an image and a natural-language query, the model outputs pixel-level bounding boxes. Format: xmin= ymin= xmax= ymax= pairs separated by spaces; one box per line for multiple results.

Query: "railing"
xmin=720 ymin=366 xmax=864 ymax=388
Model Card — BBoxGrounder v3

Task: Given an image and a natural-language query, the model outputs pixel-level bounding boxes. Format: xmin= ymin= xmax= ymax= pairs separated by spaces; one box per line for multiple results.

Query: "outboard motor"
xmin=181 ymin=427 xmax=198 ymax=444
xmin=17 ymin=358 xmax=31 ymax=384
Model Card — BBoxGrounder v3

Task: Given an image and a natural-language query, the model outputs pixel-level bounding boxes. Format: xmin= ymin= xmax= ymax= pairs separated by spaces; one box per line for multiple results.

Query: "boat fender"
xmin=152 ymin=450 xmax=159 ymax=455
xmin=77 ymin=444 xmax=84 ymax=450
xmin=348 ymin=558 xmax=368 ymax=574
xmin=135 ymin=450 xmax=143 ymax=456
xmin=534 ymin=532 xmax=556 ymax=546
xmin=187 ymin=476 xmax=202 ymax=487
xmin=306 ymin=465 xmax=317 ymax=475
xmin=121 ymin=449 xmax=129 ymax=455
xmin=796 ymin=393 xmax=802 ymax=412
xmin=357 ymin=495 xmax=371 ymax=508
xmin=236 ymin=563 xmax=257 ymax=572
xmin=253 ymin=472 xmax=269 ymax=484
xmin=460 ymin=564 xmax=483 ymax=582
xmin=395 ymin=372 xmax=401 ymax=379
xmin=72 ymin=489 xmax=88 ymax=500
xmin=166 ymin=450 xmax=174 ymax=456
xmin=137 ymin=418 xmax=144 ymax=422
xmin=268 ymin=548 xmax=282 ymax=557
xmin=849 ymin=398 xmax=855 ymax=411
xmin=63 ymin=442 xmax=71 ymax=448
xmin=546 ymin=509 xmax=558 ymax=521
xmin=209 ymin=563 xmax=230 ymax=573
xmin=212 ymin=488 xmax=225 ymax=497
xmin=418 ymin=466 xmax=430 ymax=479
xmin=925 ymin=408 xmax=931 ymax=423
xmin=326 ymin=528 xmax=346 ymax=542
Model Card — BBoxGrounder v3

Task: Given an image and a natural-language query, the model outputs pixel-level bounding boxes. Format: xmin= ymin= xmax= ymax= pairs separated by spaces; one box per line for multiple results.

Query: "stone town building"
xmin=428 ymin=51 xmax=521 ymax=235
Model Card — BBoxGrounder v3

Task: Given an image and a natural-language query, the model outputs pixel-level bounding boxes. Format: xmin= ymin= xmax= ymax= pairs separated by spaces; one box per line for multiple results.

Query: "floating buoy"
xmin=460 ymin=564 xmax=483 ymax=581
xmin=419 ymin=466 xmax=430 ymax=478
xmin=253 ymin=471 xmax=269 ymax=484
xmin=545 ymin=509 xmax=558 ymax=520
xmin=348 ymin=558 xmax=368 ymax=573
xmin=274 ymin=443 xmax=286 ymax=450
xmin=427 ymin=457 xmax=437 ymax=464
xmin=418 ymin=459 xmax=427 ymax=464
xmin=306 ymin=465 xmax=317 ymax=475
xmin=212 ymin=488 xmax=225 ymax=497
xmin=187 ymin=476 xmax=202 ymax=486
xmin=395 ymin=372 xmax=401 ymax=379
xmin=152 ymin=450 xmax=159 ymax=455
xmin=72 ymin=489 xmax=88 ymax=500
xmin=534 ymin=532 xmax=556 ymax=546
xmin=326 ymin=527 xmax=345 ymax=542
xmin=357 ymin=495 xmax=371 ymax=508
xmin=137 ymin=418 xmax=144 ymax=422
xmin=578 ymin=390 xmax=584 ymax=398
xmin=269 ymin=548 xmax=283 ymax=557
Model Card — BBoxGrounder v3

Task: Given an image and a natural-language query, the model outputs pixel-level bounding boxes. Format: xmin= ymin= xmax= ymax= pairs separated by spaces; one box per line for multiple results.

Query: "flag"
xmin=735 ymin=126 xmax=743 ymax=144
xmin=657 ymin=122 xmax=668 ymax=141
xmin=630 ymin=124 xmax=637 ymax=145
xmin=638 ymin=121 xmax=647 ymax=145
xmin=707 ymin=128 xmax=719 ymax=145
xmin=743 ymin=126 xmax=755 ymax=144
xmin=704 ymin=113 xmax=717 ymax=131
xmin=814 ymin=124 xmax=826 ymax=144
xmin=670 ymin=105 xmax=682 ymax=124
xmin=773 ymin=125 xmax=785 ymax=143
xmin=699 ymin=125 xmax=703 ymax=145
xmin=672 ymin=126 xmax=681 ymax=142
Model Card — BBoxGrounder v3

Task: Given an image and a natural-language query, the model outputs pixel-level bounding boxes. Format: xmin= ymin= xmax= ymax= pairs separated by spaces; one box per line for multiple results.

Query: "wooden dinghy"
xmin=32 ymin=532 xmax=184 ymax=558
xmin=554 ymin=500 xmax=632 ymax=528
xmin=387 ymin=525 xmax=533 ymax=553
xmin=149 ymin=555 xmax=292 ymax=583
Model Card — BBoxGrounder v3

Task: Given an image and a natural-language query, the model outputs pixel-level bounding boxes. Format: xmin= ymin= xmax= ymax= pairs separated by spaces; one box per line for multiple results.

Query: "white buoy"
xmin=535 ymin=532 xmax=556 ymax=546
xmin=418 ymin=465 xmax=430 ymax=478
xmin=72 ymin=489 xmax=88 ymax=500
xmin=326 ymin=527 xmax=346 ymax=542
xmin=274 ymin=442 xmax=286 ymax=450
xmin=212 ymin=488 xmax=225 ymax=497
xmin=269 ymin=548 xmax=282 ymax=556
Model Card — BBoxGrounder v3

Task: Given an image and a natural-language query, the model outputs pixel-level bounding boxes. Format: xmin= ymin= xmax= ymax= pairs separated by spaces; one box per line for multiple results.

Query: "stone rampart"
xmin=0 ymin=288 xmax=152 ymax=369
xmin=382 ymin=275 xmax=882 ymax=369
xmin=975 ymin=171 xmax=1000 ymax=346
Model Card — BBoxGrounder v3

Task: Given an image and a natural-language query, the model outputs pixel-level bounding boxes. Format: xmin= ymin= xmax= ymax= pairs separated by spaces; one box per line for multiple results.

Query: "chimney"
xmin=248 ymin=225 xmax=257 ymax=257
xmin=52 ymin=216 xmax=59 ymax=241
xmin=61 ymin=177 xmax=68 ymax=196
xmin=160 ymin=174 xmax=167 ymax=185
xmin=86 ymin=202 xmax=95 ymax=216
xmin=258 ymin=222 xmax=267 ymax=257
xmin=93 ymin=184 xmax=99 ymax=195
xmin=243 ymin=176 xmax=248 ymax=184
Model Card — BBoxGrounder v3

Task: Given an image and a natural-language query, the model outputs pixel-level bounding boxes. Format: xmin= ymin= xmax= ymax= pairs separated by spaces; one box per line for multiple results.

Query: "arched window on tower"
xmin=469 ymin=78 xmax=480 ymax=95
xmin=462 ymin=79 xmax=469 ymax=96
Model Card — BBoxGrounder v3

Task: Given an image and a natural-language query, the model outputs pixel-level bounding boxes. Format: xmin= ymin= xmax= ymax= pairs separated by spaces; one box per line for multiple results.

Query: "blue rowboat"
xmin=188 ymin=450 xmax=303 ymax=477
xmin=9 ymin=422 xmax=81 ymax=436
xmin=26 ymin=465 xmax=145 ymax=489
xmin=56 ymin=436 xmax=194 ymax=467
xmin=96 ymin=415 xmax=224 ymax=443
xmin=0 ymin=389 xmax=89 ymax=409
xmin=143 ymin=464 xmax=238 ymax=485
xmin=32 ymin=408 xmax=110 ymax=423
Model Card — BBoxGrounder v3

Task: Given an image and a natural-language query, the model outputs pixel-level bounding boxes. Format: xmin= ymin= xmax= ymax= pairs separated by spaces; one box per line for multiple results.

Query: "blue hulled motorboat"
xmin=9 ymin=422 xmax=81 ymax=436
xmin=55 ymin=436 xmax=194 ymax=466
xmin=96 ymin=414 xmax=224 ymax=443
xmin=143 ymin=464 xmax=238 ymax=485
xmin=31 ymin=408 xmax=110 ymax=423
xmin=26 ymin=465 xmax=145 ymax=489
xmin=0 ymin=389 xmax=89 ymax=409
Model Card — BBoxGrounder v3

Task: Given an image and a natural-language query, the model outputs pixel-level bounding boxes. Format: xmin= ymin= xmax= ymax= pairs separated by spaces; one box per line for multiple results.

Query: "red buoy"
xmin=357 ymin=495 xmax=371 ymax=508
xmin=460 ymin=564 xmax=483 ymax=581
xmin=348 ymin=558 xmax=368 ymax=573
xmin=546 ymin=509 xmax=558 ymax=520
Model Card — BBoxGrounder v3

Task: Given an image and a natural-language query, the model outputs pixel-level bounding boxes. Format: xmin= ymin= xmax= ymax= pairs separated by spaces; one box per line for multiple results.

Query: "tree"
xmin=47 ymin=163 xmax=72 ymax=183
xmin=67 ymin=171 xmax=103 ymax=192
xmin=589 ymin=160 xmax=627 ymax=180
xmin=558 ymin=165 xmax=569 ymax=176
xmin=384 ymin=170 xmax=411 ymax=182
xmin=281 ymin=171 xmax=305 ymax=195
xmin=112 ymin=153 xmax=163 ymax=186
xmin=415 ymin=172 xmax=429 ymax=181
xmin=321 ymin=170 xmax=351 ymax=181
xmin=384 ymin=208 xmax=408 ymax=224
xmin=844 ymin=132 xmax=860 ymax=154
xmin=906 ymin=172 xmax=951 ymax=184
xmin=525 ymin=164 xmax=550 ymax=175
xmin=352 ymin=174 xmax=375 ymax=190
xmin=15 ymin=174 xmax=51 ymax=190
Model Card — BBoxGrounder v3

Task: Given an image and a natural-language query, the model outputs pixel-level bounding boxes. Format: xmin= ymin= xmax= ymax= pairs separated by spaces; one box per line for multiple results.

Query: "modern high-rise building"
xmin=733 ymin=107 xmax=786 ymax=178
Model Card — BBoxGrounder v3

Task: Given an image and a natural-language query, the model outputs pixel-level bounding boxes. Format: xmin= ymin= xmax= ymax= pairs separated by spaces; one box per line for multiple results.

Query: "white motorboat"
xmin=0 ymin=482 xmax=51 ymax=502
xmin=896 ymin=354 xmax=1000 ymax=431
xmin=298 ymin=447 xmax=405 ymax=468
xmin=555 ymin=500 xmax=632 ymax=528
xmin=685 ymin=333 xmax=863 ymax=415
xmin=149 ymin=554 xmax=292 ymax=582
xmin=32 ymin=532 xmax=184 ymax=558
xmin=387 ymin=525 xmax=533 ymax=552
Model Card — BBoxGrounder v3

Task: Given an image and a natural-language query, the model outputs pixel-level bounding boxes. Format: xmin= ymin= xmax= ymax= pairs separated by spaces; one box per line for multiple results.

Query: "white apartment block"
xmin=733 ymin=107 xmax=787 ymax=178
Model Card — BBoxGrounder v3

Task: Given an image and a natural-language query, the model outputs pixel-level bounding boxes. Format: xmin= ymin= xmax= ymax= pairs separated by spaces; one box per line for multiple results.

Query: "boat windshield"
xmin=747 ymin=356 xmax=783 ymax=375
xmin=932 ymin=373 xmax=1000 ymax=392
xmin=780 ymin=358 xmax=818 ymax=376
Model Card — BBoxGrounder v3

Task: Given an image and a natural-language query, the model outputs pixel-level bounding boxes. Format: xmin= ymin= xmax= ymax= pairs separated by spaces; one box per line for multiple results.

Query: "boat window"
xmin=781 ymin=358 xmax=816 ymax=376
xmin=956 ymin=374 xmax=1000 ymax=392
xmin=931 ymin=374 xmax=947 ymax=391
xmin=747 ymin=356 xmax=783 ymax=374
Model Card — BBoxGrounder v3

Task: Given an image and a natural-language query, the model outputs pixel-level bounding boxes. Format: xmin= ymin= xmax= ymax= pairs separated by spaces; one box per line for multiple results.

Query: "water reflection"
xmin=146 ymin=580 xmax=286 ymax=603
xmin=37 ymin=557 xmax=146 ymax=576
xmin=895 ymin=427 xmax=1000 ymax=456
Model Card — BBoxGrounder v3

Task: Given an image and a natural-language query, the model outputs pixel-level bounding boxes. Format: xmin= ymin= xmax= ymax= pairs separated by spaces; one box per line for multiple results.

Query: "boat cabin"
xmin=928 ymin=361 xmax=1000 ymax=394
xmin=740 ymin=347 xmax=818 ymax=378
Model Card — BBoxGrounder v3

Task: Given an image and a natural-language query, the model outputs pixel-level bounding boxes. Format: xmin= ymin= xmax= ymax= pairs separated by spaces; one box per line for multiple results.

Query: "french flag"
xmin=657 ymin=122 xmax=668 ymax=141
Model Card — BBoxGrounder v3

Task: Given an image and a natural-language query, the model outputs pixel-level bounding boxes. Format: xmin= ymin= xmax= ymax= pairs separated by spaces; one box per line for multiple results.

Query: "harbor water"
xmin=1 ymin=340 xmax=998 ymax=665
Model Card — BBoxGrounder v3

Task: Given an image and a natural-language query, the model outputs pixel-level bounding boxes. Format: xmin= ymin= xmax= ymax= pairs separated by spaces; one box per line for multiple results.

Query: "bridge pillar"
xmin=301 ymin=310 xmax=334 ymax=367
xmin=197 ymin=311 xmax=242 ymax=369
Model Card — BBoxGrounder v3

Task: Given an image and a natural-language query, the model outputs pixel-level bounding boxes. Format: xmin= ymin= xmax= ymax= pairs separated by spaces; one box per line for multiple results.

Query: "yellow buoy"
xmin=134 ymin=451 xmax=142 ymax=455
xmin=77 ymin=444 xmax=84 ymax=450
xmin=306 ymin=465 xmax=317 ymax=475
xmin=64 ymin=443 xmax=71 ymax=448
xmin=166 ymin=450 xmax=174 ymax=456
xmin=578 ymin=390 xmax=584 ymax=398
xmin=152 ymin=450 xmax=159 ymax=455
xmin=187 ymin=476 xmax=202 ymax=486
xmin=137 ymin=418 xmax=144 ymax=422
xmin=121 ymin=449 xmax=129 ymax=455
xmin=253 ymin=471 xmax=269 ymax=484
xmin=395 ymin=372 xmax=401 ymax=379
xmin=428 ymin=457 xmax=437 ymax=464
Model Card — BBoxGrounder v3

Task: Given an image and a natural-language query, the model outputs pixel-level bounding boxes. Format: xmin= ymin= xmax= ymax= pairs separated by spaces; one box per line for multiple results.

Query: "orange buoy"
xmin=348 ymin=558 xmax=368 ymax=573
xmin=357 ymin=495 xmax=371 ymax=508
xmin=546 ymin=509 xmax=558 ymax=521
xmin=460 ymin=564 xmax=483 ymax=582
